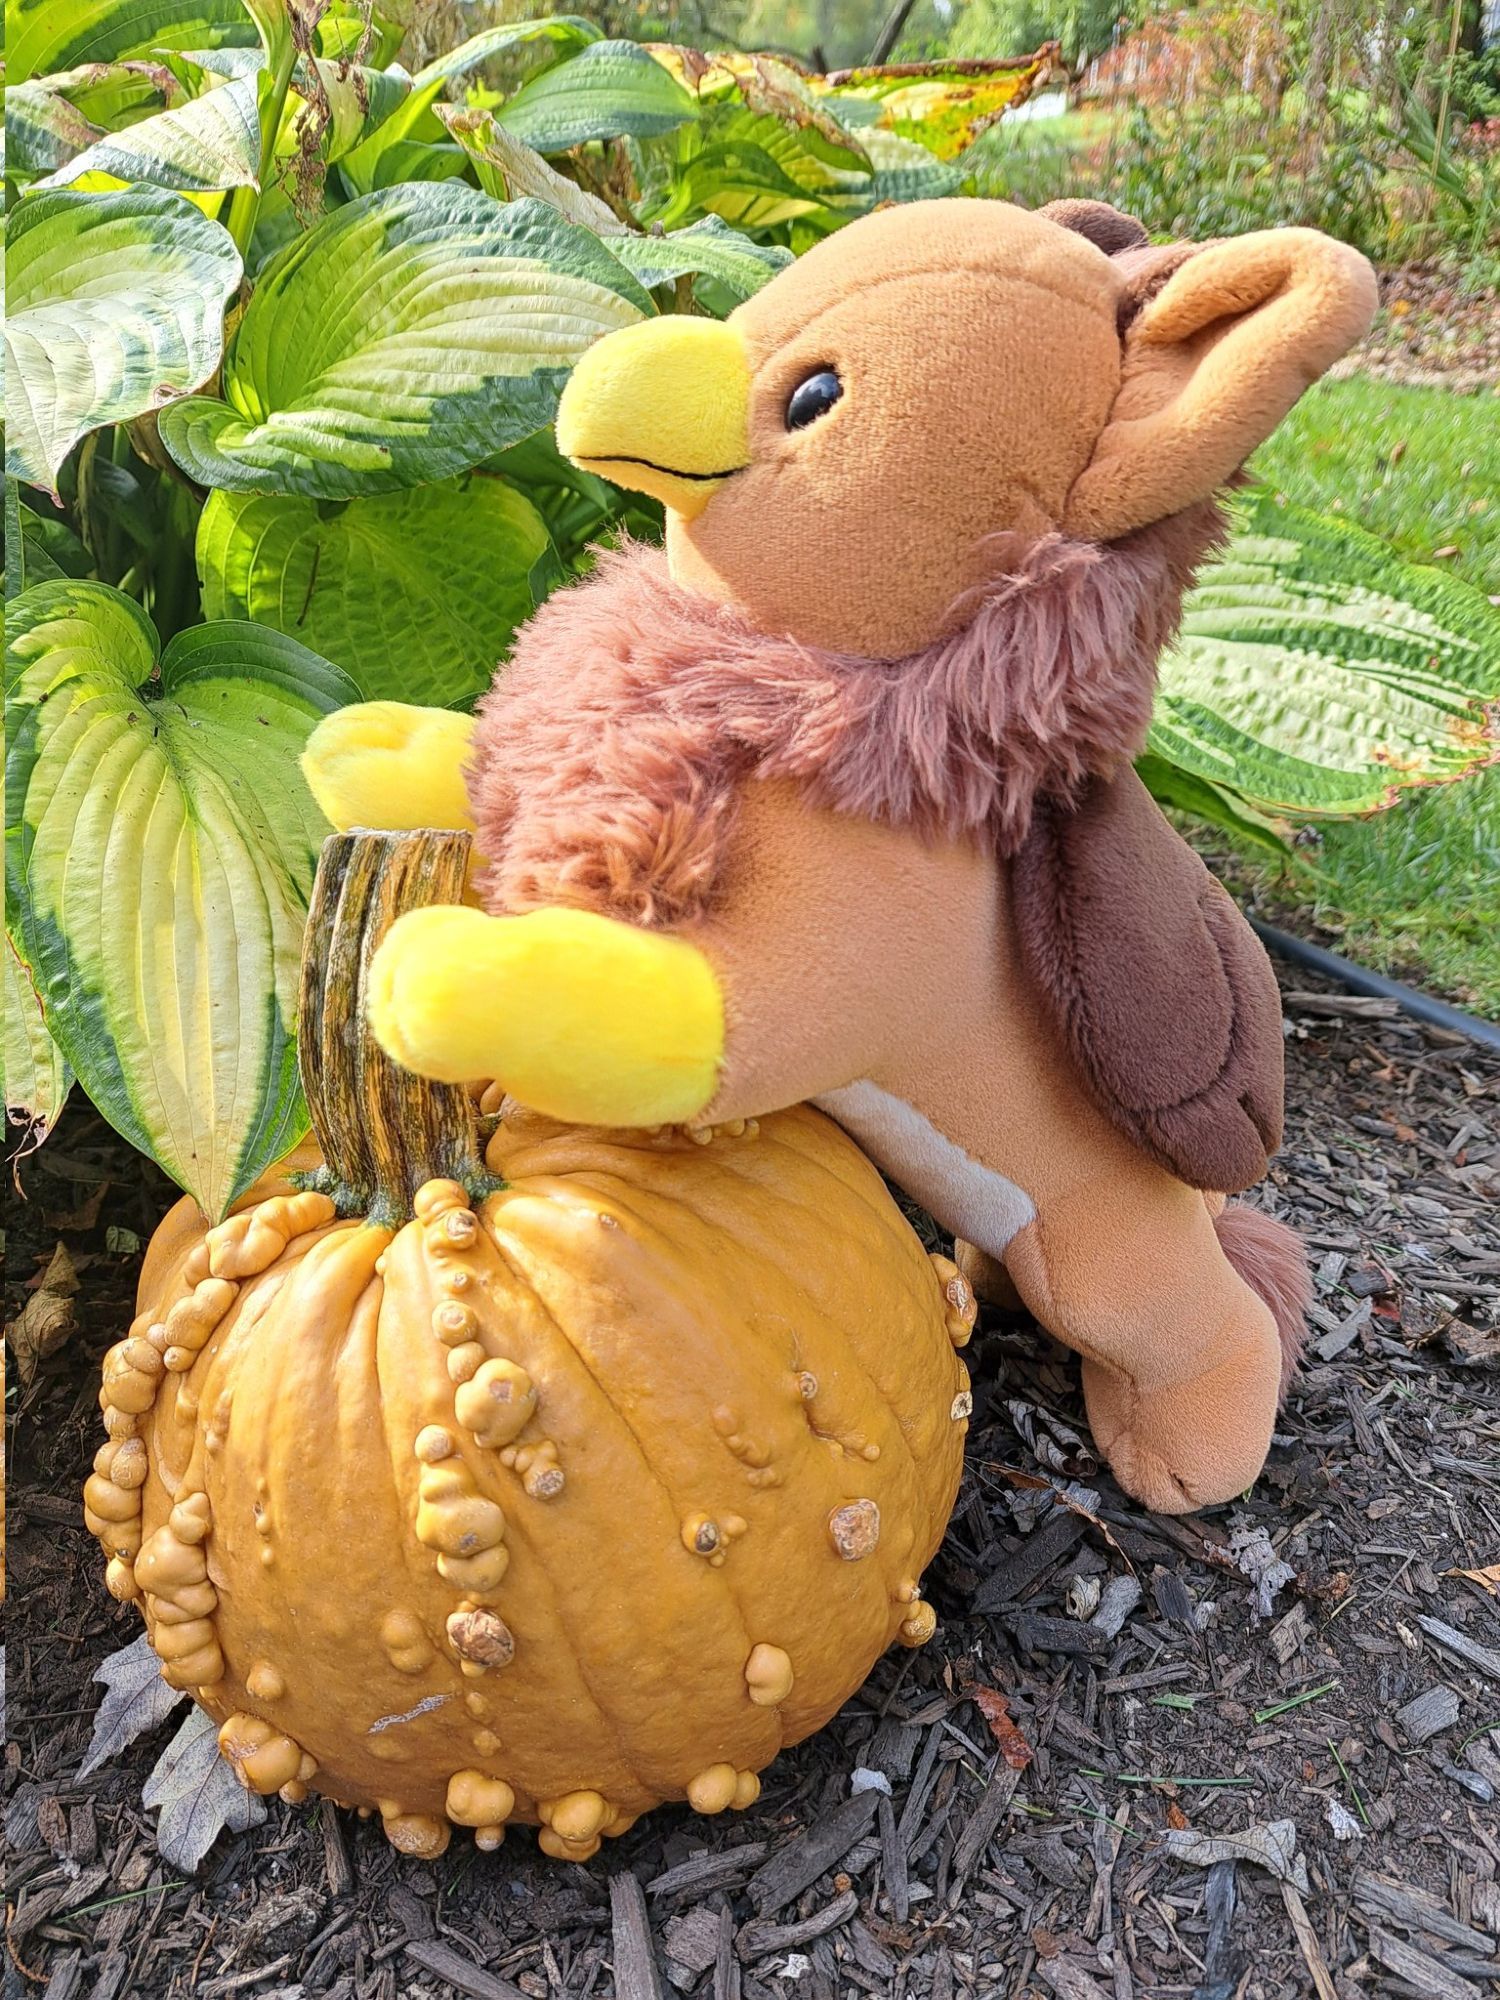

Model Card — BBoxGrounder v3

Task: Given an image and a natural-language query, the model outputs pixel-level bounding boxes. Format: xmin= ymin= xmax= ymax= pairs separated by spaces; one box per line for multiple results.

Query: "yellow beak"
xmin=555 ymin=316 xmax=751 ymax=520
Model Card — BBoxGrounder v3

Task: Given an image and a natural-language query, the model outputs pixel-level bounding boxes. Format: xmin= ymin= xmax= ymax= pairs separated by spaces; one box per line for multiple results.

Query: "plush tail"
xmin=1214 ymin=1203 xmax=1311 ymax=1399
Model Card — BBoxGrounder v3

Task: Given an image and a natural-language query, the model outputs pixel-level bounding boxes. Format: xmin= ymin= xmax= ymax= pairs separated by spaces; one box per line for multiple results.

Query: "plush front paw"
xmin=302 ymin=702 xmax=477 ymax=834
xmin=368 ymin=905 xmax=724 ymax=1126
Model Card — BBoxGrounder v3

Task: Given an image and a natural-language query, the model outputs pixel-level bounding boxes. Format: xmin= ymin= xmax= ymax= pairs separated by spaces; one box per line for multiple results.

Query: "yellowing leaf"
xmin=814 ymin=48 xmax=1056 ymax=160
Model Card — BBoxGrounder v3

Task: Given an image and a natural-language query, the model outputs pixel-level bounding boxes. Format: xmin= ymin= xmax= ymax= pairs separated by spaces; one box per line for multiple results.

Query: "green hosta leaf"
xmin=484 ymin=428 xmax=630 ymax=564
xmin=1153 ymin=494 xmax=1500 ymax=818
xmin=37 ymin=73 xmax=261 ymax=192
xmin=5 ymin=79 xmax=107 ymax=181
xmin=63 ymin=56 xmax=185 ymax=128
xmin=281 ymin=59 xmax=412 ymax=167
xmin=178 ymin=44 xmax=266 ymax=79
xmin=5 ymin=580 xmax=358 ymax=1217
xmin=494 ymin=39 xmax=696 ymax=153
xmin=6 ymin=0 xmax=254 ymax=83
xmin=410 ymin=16 xmax=601 ymax=89
xmin=650 ymin=62 xmax=871 ymax=231
xmin=605 ymin=215 xmax=792 ymax=303
xmin=317 ymin=2 xmax=402 ymax=65
xmin=7 ymin=489 xmax=93 ymax=593
xmin=158 ymin=185 xmax=651 ymax=500
xmin=5 ymin=188 xmax=242 ymax=491
xmin=337 ymin=73 xmax=450 ymax=194
xmin=1134 ymin=752 xmax=1290 ymax=857
xmin=861 ymin=127 xmax=966 ymax=204
xmin=4 ymin=930 xmax=73 ymax=1152
xmin=436 ymin=104 xmax=626 ymax=232
xmin=198 ymin=475 xmax=552 ymax=704
xmin=339 ymin=16 xmax=603 ymax=194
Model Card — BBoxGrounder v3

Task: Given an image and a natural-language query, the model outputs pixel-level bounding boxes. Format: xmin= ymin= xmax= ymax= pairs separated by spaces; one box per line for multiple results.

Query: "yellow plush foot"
xmin=368 ymin=905 xmax=724 ymax=1126
xmin=301 ymin=702 xmax=477 ymax=834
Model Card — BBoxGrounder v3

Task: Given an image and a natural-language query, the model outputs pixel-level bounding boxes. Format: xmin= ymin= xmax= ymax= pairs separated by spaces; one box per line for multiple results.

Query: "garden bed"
xmin=5 ymin=959 xmax=1499 ymax=2000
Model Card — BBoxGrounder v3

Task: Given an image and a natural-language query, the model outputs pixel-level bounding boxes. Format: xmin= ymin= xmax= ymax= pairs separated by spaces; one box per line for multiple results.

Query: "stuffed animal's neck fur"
xmin=468 ymin=498 xmax=1227 ymax=928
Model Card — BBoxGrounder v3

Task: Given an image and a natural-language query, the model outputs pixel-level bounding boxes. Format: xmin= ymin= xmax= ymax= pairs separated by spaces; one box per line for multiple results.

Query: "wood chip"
xmin=713 ymin=1903 xmax=737 ymax=2000
xmin=745 ymin=1791 xmax=877 ymax=1915
xmin=947 ymin=1758 xmax=1021 ymax=1898
xmin=319 ymin=1800 xmax=353 ymax=1899
xmin=877 ymin=1787 xmax=908 ymax=1925
xmin=1269 ymin=1601 xmax=1312 ymax=1664
xmin=1004 ymin=1610 xmax=1107 ymax=1656
xmin=1090 ymin=1575 xmax=1143 ymax=1642
xmin=403 ymin=1941 xmax=528 ymax=2000
xmin=1368 ymin=1927 xmax=1481 ymax=2000
xmin=739 ymin=1887 xmax=858 ymax=1960
xmin=1417 ymin=1616 xmax=1500 ymax=1684
xmin=41 ymin=1950 xmax=82 ymax=2000
xmin=1036 ymin=1957 xmax=1113 ymax=2000
xmin=1396 ymin=1685 xmax=1462 ymax=1744
xmin=648 ymin=1844 xmax=769 ymax=1900
xmin=1282 ymin=1880 xmax=1339 ymax=2000
xmin=972 ymin=1509 xmax=1087 ymax=1612
xmin=610 ymin=1871 xmax=666 ymax=2000
xmin=1283 ymin=991 xmax=1400 ymax=1019
xmin=1354 ymin=1872 xmax=1498 ymax=1955
xmin=1312 ymin=1299 xmax=1371 ymax=1362
xmin=662 ymin=1907 xmax=720 ymax=1978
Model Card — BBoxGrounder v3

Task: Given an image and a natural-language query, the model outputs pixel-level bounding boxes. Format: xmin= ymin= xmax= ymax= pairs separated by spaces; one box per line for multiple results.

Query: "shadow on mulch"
xmin=5 ymin=961 xmax=1499 ymax=2000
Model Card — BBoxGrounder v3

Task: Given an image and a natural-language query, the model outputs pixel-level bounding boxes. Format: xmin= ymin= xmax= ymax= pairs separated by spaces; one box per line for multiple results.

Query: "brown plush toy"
xmin=304 ymin=196 xmax=1378 ymax=1515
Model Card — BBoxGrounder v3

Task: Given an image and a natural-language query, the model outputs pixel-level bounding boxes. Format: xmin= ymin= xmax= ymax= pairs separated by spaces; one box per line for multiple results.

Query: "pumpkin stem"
xmin=297 ymin=831 xmax=498 ymax=1225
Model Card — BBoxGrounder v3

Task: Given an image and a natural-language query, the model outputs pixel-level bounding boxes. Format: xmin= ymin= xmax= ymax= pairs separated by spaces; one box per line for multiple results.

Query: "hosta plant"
xmin=5 ymin=0 xmax=1497 ymax=1218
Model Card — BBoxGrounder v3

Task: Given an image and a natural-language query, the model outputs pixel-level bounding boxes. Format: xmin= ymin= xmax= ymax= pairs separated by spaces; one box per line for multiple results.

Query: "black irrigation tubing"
xmin=1249 ymin=917 xmax=1500 ymax=1056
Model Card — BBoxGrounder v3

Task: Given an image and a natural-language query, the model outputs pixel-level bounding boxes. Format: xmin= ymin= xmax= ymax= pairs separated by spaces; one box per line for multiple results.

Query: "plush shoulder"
xmin=1011 ymin=767 xmax=1284 ymax=1192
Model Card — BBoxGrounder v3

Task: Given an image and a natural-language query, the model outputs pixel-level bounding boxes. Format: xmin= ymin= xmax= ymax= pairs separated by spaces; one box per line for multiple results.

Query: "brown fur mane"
xmin=468 ymin=499 xmax=1226 ymax=928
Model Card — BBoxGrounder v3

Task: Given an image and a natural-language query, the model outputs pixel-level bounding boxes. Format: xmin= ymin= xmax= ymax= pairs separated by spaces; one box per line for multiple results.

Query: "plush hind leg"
xmin=954 ymin=1240 xmax=1024 ymax=1311
xmin=1003 ymin=1169 xmax=1286 ymax=1513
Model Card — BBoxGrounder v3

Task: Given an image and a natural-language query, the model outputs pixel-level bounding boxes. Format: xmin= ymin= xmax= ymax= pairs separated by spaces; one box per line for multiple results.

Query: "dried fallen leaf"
xmin=990 ymin=1464 xmax=1136 ymax=1572
xmin=1228 ymin=1524 xmax=1296 ymax=1621
xmin=1006 ymin=1398 xmax=1098 ymax=1479
xmin=972 ymin=1686 xmax=1035 ymax=1770
xmin=1166 ymin=1800 xmax=1189 ymax=1831
xmin=5 ymin=1242 xmax=79 ymax=1384
xmin=1164 ymin=1817 xmax=1309 ymax=1891
xmin=78 ymin=1635 xmax=188 ymax=1780
xmin=1445 ymin=1564 xmax=1500 ymax=1597
xmin=144 ymin=1707 xmax=267 ymax=1873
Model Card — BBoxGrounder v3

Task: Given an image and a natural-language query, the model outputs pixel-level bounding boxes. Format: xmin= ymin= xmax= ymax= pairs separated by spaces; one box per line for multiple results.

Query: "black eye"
xmin=785 ymin=368 xmax=842 ymax=431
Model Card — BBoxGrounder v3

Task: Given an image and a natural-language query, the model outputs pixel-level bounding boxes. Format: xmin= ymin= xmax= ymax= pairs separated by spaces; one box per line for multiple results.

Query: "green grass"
xmin=1252 ymin=378 xmax=1498 ymax=593
xmin=1232 ymin=378 xmax=1500 ymax=1014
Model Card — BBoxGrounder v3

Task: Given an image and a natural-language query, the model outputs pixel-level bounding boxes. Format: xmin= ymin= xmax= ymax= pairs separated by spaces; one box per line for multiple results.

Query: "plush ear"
xmin=1062 ymin=228 xmax=1377 ymax=542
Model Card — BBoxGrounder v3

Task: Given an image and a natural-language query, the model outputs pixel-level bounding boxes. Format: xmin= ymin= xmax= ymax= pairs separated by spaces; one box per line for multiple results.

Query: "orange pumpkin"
xmin=86 ymin=832 xmax=972 ymax=1860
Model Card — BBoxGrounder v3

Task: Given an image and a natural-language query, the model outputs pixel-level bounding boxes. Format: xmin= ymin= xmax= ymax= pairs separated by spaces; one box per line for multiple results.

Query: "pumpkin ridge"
xmin=669 ymin=1147 xmax=935 ymax=1505
xmin=458 ymin=1198 xmax=779 ymax=1800
xmin=411 ymin=1213 xmax=652 ymax=1804
xmin=475 ymin=1201 xmax=772 ymax=1736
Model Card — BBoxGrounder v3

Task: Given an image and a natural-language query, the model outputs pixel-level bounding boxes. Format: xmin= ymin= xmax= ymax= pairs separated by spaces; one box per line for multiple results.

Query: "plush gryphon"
xmin=305 ymin=196 xmax=1378 ymax=1514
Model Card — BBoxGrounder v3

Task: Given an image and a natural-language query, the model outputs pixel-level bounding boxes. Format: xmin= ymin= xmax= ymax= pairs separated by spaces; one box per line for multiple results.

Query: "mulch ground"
xmin=1332 ymin=263 xmax=1500 ymax=394
xmin=5 ymin=958 xmax=1499 ymax=2000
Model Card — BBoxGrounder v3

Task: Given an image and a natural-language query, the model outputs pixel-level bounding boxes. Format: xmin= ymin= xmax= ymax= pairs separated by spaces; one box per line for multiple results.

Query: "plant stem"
xmin=298 ymin=829 xmax=494 ymax=1224
xmin=226 ymin=31 xmax=299 ymax=260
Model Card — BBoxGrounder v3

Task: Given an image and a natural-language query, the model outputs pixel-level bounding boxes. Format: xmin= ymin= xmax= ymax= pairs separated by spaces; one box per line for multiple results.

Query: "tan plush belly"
xmin=814 ymin=1081 xmax=1035 ymax=1262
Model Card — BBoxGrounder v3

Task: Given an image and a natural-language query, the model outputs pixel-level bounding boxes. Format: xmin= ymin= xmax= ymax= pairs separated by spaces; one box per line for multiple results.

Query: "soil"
xmin=5 ymin=958 xmax=1499 ymax=2000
